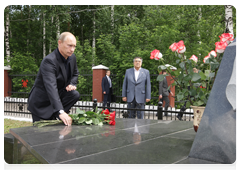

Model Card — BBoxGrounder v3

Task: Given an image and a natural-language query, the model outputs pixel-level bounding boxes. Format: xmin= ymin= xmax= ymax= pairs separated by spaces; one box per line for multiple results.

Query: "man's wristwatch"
xmin=59 ymin=110 xmax=65 ymax=114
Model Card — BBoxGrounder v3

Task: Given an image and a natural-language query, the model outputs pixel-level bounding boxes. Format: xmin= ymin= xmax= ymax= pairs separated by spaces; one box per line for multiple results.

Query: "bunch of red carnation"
xmin=101 ymin=109 xmax=116 ymax=125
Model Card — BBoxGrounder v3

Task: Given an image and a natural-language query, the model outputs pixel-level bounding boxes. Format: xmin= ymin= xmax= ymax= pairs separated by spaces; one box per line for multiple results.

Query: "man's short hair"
xmin=106 ymin=69 xmax=110 ymax=73
xmin=133 ymin=57 xmax=143 ymax=63
xmin=162 ymin=70 xmax=167 ymax=74
xmin=58 ymin=32 xmax=75 ymax=42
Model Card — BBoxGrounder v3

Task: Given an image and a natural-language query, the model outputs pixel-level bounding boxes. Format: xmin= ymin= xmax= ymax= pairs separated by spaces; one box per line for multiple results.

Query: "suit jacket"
xmin=122 ymin=68 xmax=151 ymax=104
xmin=27 ymin=48 xmax=79 ymax=119
xmin=159 ymin=77 xmax=170 ymax=96
xmin=101 ymin=76 xmax=111 ymax=94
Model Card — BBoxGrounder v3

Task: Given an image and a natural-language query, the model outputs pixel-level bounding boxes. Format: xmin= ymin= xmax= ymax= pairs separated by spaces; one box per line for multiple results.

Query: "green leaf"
xmin=204 ymin=70 xmax=210 ymax=77
xmin=186 ymin=101 xmax=191 ymax=108
xmin=210 ymin=63 xmax=219 ymax=71
xmin=176 ymin=92 xmax=184 ymax=101
xmin=76 ymin=108 xmax=85 ymax=115
xmin=158 ymin=65 xmax=167 ymax=70
xmin=86 ymin=111 xmax=95 ymax=116
xmin=191 ymin=73 xmax=201 ymax=82
xmin=189 ymin=89 xmax=197 ymax=96
xmin=179 ymin=62 xmax=185 ymax=69
xmin=85 ymin=119 xmax=93 ymax=124
xmin=209 ymin=72 xmax=215 ymax=78
xmin=193 ymin=101 xmax=204 ymax=106
xmin=92 ymin=118 xmax=99 ymax=125
xmin=157 ymin=74 xmax=166 ymax=82
xmin=78 ymin=117 xmax=86 ymax=124
xmin=98 ymin=122 xmax=103 ymax=126
xmin=199 ymin=71 xmax=206 ymax=80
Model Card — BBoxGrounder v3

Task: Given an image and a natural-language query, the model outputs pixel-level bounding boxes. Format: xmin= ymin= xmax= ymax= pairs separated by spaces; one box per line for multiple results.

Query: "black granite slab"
xmin=10 ymin=119 xmax=237 ymax=170
xmin=10 ymin=119 xmax=196 ymax=164
xmin=188 ymin=39 xmax=236 ymax=164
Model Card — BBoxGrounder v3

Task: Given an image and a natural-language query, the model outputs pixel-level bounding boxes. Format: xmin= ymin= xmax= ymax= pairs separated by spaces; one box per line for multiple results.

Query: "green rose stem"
xmin=157 ymin=59 xmax=195 ymax=105
xmin=181 ymin=53 xmax=194 ymax=105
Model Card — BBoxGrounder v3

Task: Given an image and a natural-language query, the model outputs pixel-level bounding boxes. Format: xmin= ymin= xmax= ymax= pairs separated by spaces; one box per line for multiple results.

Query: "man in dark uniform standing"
xmin=101 ymin=70 xmax=112 ymax=111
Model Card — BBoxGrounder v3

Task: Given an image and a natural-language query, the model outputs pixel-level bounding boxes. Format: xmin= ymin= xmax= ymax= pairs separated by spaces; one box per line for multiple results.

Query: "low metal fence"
xmin=4 ymin=98 xmax=194 ymax=121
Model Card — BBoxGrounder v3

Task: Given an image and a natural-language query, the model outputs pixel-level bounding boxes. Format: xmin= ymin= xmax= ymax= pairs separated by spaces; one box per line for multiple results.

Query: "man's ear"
xmin=58 ymin=40 xmax=62 ymax=46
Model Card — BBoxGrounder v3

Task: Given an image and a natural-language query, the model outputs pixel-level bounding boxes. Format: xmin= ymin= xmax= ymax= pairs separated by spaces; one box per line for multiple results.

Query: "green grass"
xmin=4 ymin=119 xmax=33 ymax=134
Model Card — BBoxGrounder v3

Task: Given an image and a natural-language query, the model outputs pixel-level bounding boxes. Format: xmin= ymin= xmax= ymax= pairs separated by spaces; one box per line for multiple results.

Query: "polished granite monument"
xmin=188 ymin=39 xmax=236 ymax=163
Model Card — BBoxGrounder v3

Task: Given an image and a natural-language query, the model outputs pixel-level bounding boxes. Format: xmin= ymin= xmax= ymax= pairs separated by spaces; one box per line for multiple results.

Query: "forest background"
xmin=4 ymin=5 xmax=236 ymax=104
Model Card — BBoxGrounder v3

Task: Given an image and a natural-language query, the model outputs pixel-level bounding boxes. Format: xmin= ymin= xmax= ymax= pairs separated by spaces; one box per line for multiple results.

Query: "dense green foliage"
xmin=4 ymin=5 xmax=236 ymax=103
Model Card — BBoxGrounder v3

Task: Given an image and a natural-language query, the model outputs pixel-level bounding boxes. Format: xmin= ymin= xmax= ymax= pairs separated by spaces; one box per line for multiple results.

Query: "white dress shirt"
xmin=106 ymin=75 xmax=112 ymax=88
xmin=134 ymin=67 xmax=141 ymax=81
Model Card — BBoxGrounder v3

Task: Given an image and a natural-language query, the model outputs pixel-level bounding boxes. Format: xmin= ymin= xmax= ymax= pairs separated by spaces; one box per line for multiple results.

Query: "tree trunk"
xmin=111 ymin=5 xmax=114 ymax=37
xmin=92 ymin=11 xmax=96 ymax=66
xmin=56 ymin=15 xmax=60 ymax=39
xmin=5 ymin=6 xmax=10 ymax=66
xmin=225 ymin=5 xmax=234 ymax=38
xmin=27 ymin=5 xmax=31 ymax=51
xmin=49 ymin=16 xmax=53 ymax=54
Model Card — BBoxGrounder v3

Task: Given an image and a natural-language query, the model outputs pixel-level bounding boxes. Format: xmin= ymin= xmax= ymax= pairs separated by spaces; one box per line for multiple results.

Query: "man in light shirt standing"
xmin=122 ymin=57 xmax=151 ymax=119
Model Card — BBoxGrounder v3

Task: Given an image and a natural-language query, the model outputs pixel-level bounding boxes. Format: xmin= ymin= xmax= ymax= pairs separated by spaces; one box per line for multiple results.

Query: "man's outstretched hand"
xmin=59 ymin=112 xmax=72 ymax=126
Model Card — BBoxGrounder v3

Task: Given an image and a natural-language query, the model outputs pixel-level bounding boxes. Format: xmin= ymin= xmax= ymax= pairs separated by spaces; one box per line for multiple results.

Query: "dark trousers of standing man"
xmin=103 ymin=88 xmax=112 ymax=112
xmin=161 ymin=96 xmax=170 ymax=116
xmin=127 ymin=98 xmax=145 ymax=119
xmin=32 ymin=89 xmax=80 ymax=123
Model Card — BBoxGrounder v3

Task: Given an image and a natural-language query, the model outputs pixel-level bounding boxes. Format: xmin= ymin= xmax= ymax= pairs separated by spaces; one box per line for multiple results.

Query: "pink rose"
xmin=176 ymin=40 xmax=186 ymax=53
xmin=203 ymin=55 xmax=210 ymax=63
xmin=208 ymin=50 xmax=217 ymax=57
xmin=169 ymin=43 xmax=178 ymax=52
xmin=169 ymin=40 xmax=186 ymax=53
xmin=150 ymin=49 xmax=162 ymax=60
xmin=219 ymin=33 xmax=234 ymax=44
xmin=189 ymin=55 xmax=198 ymax=63
xmin=215 ymin=41 xmax=228 ymax=53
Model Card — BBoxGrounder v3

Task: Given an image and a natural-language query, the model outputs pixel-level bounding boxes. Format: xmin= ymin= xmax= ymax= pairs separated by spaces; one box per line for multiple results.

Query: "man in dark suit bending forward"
xmin=28 ymin=32 xmax=80 ymax=126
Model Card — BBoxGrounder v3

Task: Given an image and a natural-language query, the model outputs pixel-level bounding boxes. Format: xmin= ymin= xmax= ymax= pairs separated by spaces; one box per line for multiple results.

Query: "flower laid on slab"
xmin=150 ymin=32 xmax=233 ymax=107
xmin=33 ymin=108 xmax=116 ymax=127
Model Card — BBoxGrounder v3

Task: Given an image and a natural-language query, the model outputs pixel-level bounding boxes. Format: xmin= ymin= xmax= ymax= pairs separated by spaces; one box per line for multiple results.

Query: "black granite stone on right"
xmin=188 ymin=39 xmax=236 ymax=163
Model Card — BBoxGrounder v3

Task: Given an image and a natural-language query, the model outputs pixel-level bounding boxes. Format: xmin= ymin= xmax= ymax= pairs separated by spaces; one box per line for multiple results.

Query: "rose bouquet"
xmin=33 ymin=108 xmax=116 ymax=127
xmin=150 ymin=33 xmax=233 ymax=108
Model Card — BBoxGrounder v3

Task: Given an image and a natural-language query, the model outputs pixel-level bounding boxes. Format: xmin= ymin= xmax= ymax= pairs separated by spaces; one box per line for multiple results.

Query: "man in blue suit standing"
xmin=122 ymin=57 xmax=151 ymax=119
xmin=102 ymin=70 xmax=112 ymax=111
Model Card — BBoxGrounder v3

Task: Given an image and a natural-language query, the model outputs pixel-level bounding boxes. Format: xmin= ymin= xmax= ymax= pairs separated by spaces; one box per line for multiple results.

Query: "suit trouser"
xmin=127 ymin=98 xmax=145 ymax=119
xmin=103 ymin=88 xmax=112 ymax=111
xmin=161 ymin=96 xmax=170 ymax=116
xmin=32 ymin=90 xmax=80 ymax=123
